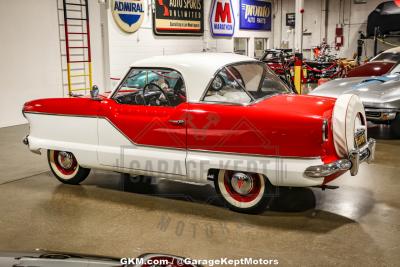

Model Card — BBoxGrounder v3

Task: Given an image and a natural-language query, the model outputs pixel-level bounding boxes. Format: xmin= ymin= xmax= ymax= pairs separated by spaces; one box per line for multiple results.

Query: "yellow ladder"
xmin=57 ymin=0 xmax=93 ymax=96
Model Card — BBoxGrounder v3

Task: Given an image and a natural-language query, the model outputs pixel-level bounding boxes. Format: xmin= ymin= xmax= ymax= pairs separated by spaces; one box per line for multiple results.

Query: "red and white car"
xmin=23 ymin=53 xmax=375 ymax=213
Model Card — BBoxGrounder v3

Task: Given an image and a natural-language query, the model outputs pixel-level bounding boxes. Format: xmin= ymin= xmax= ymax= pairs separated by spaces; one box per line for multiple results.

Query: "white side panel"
xmin=187 ymin=151 xmax=325 ymax=187
xmin=26 ymin=113 xmax=98 ymax=167
xmin=97 ymin=118 xmax=187 ymax=177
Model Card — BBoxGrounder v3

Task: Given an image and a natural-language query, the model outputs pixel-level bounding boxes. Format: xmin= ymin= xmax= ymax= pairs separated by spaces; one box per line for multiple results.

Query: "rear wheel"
xmin=47 ymin=150 xmax=90 ymax=185
xmin=214 ymin=169 xmax=276 ymax=214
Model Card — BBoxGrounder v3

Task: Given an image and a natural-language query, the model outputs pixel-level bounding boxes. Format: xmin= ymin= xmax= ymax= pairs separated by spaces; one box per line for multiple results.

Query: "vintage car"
xmin=0 ymin=250 xmax=199 ymax=267
xmin=22 ymin=53 xmax=375 ymax=213
xmin=260 ymin=49 xmax=341 ymax=86
xmin=310 ymin=74 xmax=400 ymax=136
xmin=347 ymin=47 xmax=400 ymax=78
xmin=366 ymin=1 xmax=400 ymax=37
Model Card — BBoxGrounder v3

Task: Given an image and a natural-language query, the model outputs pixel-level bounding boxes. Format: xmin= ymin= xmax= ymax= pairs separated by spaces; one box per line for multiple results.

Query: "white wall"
xmin=273 ymin=0 xmax=400 ymax=59
xmin=108 ymin=0 xmax=275 ymax=80
xmin=0 ymin=0 xmax=106 ymax=128
xmin=0 ymin=0 xmax=62 ymax=128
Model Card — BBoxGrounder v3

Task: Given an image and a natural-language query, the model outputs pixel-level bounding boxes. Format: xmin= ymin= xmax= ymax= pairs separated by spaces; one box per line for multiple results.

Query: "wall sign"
xmin=210 ymin=0 xmax=235 ymax=37
xmin=286 ymin=13 xmax=295 ymax=27
xmin=111 ymin=0 xmax=145 ymax=33
xmin=153 ymin=0 xmax=204 ymax=36
xmin=239 ymin=0 xmax=272 ymax=31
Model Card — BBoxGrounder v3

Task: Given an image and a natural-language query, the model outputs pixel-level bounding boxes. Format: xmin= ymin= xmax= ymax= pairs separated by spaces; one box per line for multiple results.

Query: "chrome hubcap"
xmin=57 ymin=152 xmax=74 ymax=169
xmin=231 ymin=172 xmax=253 ymax=195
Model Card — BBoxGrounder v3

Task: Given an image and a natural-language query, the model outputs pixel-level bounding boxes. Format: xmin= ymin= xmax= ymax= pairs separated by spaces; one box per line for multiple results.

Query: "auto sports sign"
xmin=210 ymin=0 xmax=235 ymax=37
xmin=239 ymin=0 xmax=271 ymax=31
xmin=111 ymin=0 xmax=145 ymax=33
xmin=153 ymin=0 xmax=204 ymax=36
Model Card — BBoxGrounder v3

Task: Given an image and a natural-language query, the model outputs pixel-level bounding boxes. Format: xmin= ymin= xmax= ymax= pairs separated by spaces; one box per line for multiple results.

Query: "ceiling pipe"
xmin=321 ymin=0 xmax=329 ymax=43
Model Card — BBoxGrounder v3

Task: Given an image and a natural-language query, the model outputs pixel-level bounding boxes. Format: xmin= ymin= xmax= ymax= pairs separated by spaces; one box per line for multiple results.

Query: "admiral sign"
xmin=239 ymin=0 xmax=271 ymax=31
xmin=153 ymin=0 xmax=204 ymax=36
xmin=210 ymin=0 xmax=235 ymax=37
xmin=111 ymin=0 xmax=145 ymax=33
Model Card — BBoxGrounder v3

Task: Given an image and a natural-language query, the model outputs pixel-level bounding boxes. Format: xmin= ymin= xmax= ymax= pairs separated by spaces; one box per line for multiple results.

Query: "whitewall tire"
xmin=215 ymin=169 xmax=275 ymax=214
xmin=48 ymin=150 xmax=90 ymax=185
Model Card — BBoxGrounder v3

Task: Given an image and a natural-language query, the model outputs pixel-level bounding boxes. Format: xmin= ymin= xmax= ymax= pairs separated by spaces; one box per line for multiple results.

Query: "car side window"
xmin=113 ymin=68 xmax=187 ymax=107
xmin=202 ymin=62 xmax=291 ymax=104
xmin=203 ymin=67 xmax=252 ymax=104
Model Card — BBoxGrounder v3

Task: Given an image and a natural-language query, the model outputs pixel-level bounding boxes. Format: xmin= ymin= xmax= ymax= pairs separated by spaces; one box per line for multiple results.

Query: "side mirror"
xmin=90 ymin=85 xmax=101 ymax=100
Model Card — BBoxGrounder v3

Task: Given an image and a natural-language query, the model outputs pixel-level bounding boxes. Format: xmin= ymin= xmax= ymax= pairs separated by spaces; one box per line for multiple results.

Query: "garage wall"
xmin=0 ymin=0 xmax=62 ymax=128
xmin=107 ymin=0 xmax=274 ymax=81
xmin=273 ymin=0 xmax=400 ymax=59
xmin=0 ymin=0 xmax=106 ymax=128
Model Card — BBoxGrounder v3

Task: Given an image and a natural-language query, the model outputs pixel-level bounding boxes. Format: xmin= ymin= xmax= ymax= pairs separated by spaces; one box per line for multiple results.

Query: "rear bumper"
xmin=22 ymin=135 xmax=41 ymax=155
xmin=304 ymin=138 xmax=376 ymax=178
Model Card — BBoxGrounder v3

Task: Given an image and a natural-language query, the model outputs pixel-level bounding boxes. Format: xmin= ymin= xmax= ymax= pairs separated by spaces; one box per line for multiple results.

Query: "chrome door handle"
xmin=169 ymin=120 xmax=185 ymax=125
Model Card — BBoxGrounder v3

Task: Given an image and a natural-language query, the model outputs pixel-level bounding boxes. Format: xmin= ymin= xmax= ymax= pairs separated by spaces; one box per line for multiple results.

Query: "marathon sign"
xmin=210 ymin=0 xmax=235 ymax=37
xmin=239 ymin=0 xmax=271 ymax=31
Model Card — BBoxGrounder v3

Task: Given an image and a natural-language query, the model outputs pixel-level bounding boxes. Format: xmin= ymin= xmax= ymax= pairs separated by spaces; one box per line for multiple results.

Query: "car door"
xmin=97 ymin=68 xmax=188 ymax=177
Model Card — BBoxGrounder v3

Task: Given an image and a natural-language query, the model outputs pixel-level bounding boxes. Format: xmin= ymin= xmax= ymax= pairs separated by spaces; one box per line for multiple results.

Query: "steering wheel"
xmin=142 ymin=83 xmax=171 ymax=106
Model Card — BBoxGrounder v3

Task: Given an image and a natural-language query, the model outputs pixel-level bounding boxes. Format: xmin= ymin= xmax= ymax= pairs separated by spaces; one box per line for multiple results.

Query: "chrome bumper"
xmin=304 ymin=138 xmax=376 ymax=178
xmin=22 ymin=135 xmax=41 ymax=155
xmin=365 ymin=108 xmax=397 ymax=122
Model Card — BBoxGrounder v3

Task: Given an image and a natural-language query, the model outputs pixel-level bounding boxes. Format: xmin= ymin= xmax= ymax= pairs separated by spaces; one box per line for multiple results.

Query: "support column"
xmin=294 ymin=0 xmax=304 ymax=52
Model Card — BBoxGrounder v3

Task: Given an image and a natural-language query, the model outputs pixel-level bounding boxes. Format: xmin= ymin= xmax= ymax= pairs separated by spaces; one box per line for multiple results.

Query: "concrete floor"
xmin=0 ymin=124 xmax=399 ymax=266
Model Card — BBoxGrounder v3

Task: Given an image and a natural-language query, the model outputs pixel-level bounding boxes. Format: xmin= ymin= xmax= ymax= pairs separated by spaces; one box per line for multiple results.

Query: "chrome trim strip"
xmin=23 ymin=111 xmax=98 ymax=118
xmin=365 ymin=108 xmax=399 ymax=112
xmin=187 ymin=148 xmax=321 ymax=159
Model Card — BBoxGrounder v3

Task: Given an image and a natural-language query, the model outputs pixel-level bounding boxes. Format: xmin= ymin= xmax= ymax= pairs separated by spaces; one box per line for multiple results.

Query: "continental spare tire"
xmin=332 ymin=94 xmax=367 ymax=157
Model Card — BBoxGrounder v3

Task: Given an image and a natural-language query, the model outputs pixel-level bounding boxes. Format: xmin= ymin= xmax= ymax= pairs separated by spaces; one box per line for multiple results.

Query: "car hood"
xmin=346 ymin=61 xmax=395 ymax=77
xmin=309 ymin=75 xmax=400 ymax=109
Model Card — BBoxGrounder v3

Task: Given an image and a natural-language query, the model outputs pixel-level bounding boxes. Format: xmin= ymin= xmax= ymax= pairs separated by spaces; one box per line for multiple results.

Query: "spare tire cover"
xmin=332 ymin=94 xmax=367 ymax=157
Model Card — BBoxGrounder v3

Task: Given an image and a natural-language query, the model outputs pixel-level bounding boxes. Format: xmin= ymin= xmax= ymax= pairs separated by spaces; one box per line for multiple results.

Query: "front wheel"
xmin=48 ymin=150 xmax=90 ymax=185
xmin=214 ymin=170 xmax=276 ymax=214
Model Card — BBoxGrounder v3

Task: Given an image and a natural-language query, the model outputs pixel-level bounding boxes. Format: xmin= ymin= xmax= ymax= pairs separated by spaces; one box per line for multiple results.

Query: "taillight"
xmin=322 ymin=119 xmax=329 ymax=142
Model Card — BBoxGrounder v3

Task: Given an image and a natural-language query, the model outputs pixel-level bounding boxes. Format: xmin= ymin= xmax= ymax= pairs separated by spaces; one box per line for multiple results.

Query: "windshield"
xmin=203 ymin=62 xmax=291 ymax=104
xmin=371 ymin=52 xmax=400 ymax=62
